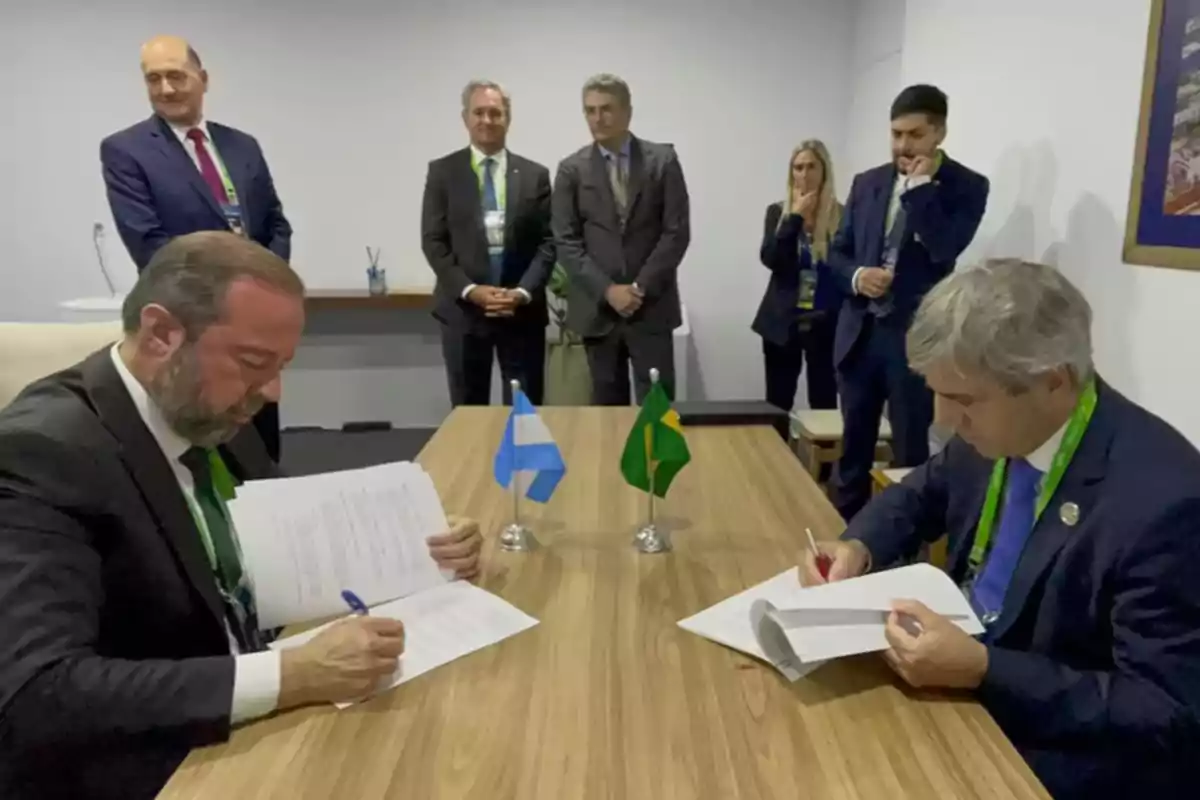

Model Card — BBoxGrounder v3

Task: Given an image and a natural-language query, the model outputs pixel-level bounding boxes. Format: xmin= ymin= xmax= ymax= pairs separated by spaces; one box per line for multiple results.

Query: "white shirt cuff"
xmin=851 ymin=267 xmax=865 ymax=295
xmin=230 ymin=650 xmax=281 ymax=725
xmin=514 ymin=287 xmax=531 ymax=302
xmin=904 ymin=174 xmax=933 ymax=191
xmin=461 ymin=283 xmax=477 ymax=300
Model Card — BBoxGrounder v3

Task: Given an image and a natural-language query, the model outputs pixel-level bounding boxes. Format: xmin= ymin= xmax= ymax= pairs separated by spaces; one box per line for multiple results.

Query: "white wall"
xmin=0 ymin=0 xmax=857 ymax=404
xmin=844 ymin=0 xmax=905 ymax=180
xmin=902 ymin=0 xmax=1200 ymax=444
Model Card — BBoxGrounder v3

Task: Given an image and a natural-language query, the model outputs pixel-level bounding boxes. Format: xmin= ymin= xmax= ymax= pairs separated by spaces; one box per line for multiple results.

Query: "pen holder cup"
xmin=367 ymin=268 xmax=388 ymax=296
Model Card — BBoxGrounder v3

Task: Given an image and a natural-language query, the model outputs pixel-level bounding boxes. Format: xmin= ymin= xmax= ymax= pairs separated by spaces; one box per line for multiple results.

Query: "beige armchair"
xmin=0 ymin=321 xmax=124 ymax=410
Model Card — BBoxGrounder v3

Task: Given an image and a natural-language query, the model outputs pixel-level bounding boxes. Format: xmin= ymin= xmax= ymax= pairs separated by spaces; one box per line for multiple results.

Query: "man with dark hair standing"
xmin=0 ymin=233 xmax=483 ymax=800
xmin=421 ymin=79 xmax=555 ymax=406
xmin=828 ymin=84 xmax=989 ymax=520
xmin=100 ymin=34 xmax=291 ymax=460
xmin=552 ymin=73 xmax=691 ymax=404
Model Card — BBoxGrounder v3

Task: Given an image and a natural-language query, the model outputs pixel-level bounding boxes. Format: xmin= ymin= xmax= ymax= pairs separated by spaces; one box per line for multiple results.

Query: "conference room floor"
xmin=162 ymin=408 xmax=1047 ymax=799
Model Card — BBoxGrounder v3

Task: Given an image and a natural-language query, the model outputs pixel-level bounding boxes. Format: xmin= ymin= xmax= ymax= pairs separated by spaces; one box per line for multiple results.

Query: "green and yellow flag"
xmin=620 ymin=382 xmax=691 ymax=498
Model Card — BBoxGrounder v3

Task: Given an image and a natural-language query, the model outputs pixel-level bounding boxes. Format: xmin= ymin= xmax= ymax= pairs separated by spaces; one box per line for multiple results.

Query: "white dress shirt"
xmin=109 ymin=346 xmax=281 ymax=725
xmin=461 ymin=145 xmax=531 ymax=303
xmin=851 ymin=171 xmax=934 ymax=295
xmin=1024 ymin=418 xmax=1067 ymax=475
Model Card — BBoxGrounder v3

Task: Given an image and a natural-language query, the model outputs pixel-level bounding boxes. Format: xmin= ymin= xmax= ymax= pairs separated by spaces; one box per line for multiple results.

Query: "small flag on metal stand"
xmin=620 ymin=368 xmax=691 ymax=553
xmin=493 ymin=380 xmax=565 ymax=552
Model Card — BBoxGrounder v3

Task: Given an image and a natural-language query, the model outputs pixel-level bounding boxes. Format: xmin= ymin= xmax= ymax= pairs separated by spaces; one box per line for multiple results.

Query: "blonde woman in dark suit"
xmin=752 ymin=140 xmax=844 ymax=420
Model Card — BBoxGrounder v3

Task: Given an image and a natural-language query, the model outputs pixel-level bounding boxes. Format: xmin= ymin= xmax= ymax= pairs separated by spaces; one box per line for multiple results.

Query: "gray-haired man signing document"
xmin=803 ymin=259 xmax=1200 ymax=800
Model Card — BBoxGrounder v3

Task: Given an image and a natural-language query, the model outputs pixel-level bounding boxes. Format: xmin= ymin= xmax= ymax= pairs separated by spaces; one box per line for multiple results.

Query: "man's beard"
xmin=148 ymin=346 xmax=264 ymax=448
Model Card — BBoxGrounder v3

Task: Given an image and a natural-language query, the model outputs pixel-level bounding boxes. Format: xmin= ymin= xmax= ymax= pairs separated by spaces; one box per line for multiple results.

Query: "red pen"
xmin=805 ymin=527 xmax=832 ymax=580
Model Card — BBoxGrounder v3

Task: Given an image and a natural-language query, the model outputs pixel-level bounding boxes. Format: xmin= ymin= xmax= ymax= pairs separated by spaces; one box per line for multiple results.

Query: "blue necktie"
xmin=970 ymin=457 xmax=1042 ymax=627
xmin=482 ymin=157 xmax=503 ymax=284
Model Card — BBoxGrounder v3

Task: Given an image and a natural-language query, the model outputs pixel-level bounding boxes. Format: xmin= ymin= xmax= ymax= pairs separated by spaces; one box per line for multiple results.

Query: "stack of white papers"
xmin=230 ymin=461 xmax=452 ymax=628
xmin=270 ymin=581 xmax=539 ymax=708
xmin=230 ymin=461 xmax=540 ymax=705
xmin=678 ymin=563 xmax=984 ymax=681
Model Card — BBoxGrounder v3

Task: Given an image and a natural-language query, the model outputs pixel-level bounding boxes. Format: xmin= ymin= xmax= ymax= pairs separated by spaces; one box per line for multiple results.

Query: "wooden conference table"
xmin=159 ymin=408 xmax=1047 ymax=799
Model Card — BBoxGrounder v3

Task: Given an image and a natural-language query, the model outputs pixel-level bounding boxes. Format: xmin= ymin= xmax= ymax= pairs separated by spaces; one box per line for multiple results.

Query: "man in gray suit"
xmin=422 ymin=79 xmax=555 ymax=406
xmin=552 ymin=74 xmax=691 ymax=404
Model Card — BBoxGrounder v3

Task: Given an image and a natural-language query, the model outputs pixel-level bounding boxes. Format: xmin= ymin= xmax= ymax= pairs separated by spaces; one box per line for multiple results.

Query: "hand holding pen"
xmin=276 ymin=590 xmax=404 ymax=709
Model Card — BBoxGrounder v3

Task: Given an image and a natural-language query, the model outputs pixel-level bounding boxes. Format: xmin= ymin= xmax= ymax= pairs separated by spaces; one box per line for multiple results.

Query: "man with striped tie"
xmin=827 ymin=84 xmax=989 ymax=521
xmin=421 ymin=80 xmax=556 ymax=407
xmin=101 ymin=35 xmax=293 ymax=461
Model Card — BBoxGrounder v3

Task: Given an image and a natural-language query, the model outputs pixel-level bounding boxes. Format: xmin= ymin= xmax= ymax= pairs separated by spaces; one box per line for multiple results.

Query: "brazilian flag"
xmin=620 ymin=382 xmax=691 ymax=498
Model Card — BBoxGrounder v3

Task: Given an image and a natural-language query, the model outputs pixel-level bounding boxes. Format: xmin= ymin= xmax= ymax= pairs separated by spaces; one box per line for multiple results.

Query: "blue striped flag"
xmin=493 ymin=389 xmax=566 ymax=503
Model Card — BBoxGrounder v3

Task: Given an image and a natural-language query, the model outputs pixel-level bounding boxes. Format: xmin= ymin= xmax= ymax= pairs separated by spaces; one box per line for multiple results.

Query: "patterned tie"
xmin=185 ymin=128 xmax=231 ymax=205
xmin=869 ymin=203 xmax=906 ymax=318
xmin=180 ymin=447 xmax=264 ymax=652
xmin=970 ymin=457 xmax=1043 ymax=627
xmin=608 ymin=152 xmax=629 ymax=221
xmin=482 ymin=157 xmax=503 ymax=284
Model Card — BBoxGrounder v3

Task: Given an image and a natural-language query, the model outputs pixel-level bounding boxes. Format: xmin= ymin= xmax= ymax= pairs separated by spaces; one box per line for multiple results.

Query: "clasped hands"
xmin=605 ymin=283 xmax=644 ymax=317
xmin=278 ymin=515 xmax=483 ymax=709
xmin=468 ymin=285 xmax=528 ymax=317
xmin=799 ymin=540 xmax=989 ymax=691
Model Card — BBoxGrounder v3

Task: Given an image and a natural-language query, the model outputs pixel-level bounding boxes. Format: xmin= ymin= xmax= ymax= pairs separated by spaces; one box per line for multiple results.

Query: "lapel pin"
xmin=1059 ymin=502 xmax=1080 ymax=527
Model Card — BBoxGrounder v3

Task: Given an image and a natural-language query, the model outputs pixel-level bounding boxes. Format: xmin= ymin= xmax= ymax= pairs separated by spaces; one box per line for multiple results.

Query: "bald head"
xmin=140 ymin=35 xmax=207 ymax=127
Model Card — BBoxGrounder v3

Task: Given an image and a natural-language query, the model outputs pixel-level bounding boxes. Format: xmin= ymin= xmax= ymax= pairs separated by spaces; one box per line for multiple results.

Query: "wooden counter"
xmin=304 ymin=287 xmax=433 ymax=311
xmin=159 ymin=408 xmax=1046 ymax=799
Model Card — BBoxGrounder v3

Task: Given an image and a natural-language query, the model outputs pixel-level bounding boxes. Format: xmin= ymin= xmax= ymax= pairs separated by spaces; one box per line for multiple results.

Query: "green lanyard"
xmin=184 ymin=449 xmax=241 ymax=570
xmin=968 ymin=379 xmax=1098 ymax=570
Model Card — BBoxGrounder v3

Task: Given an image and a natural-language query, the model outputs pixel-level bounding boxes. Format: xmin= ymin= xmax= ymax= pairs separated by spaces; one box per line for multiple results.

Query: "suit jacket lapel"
xmin=862 ymin=169 xmax=894 ymax=266
xmin=149 ymin=116 xmax=225 ymax=221
xmin=987 ymin=388 xmax=1114 ymax=641
xmin=207 ymin=123 xmax=250 ymax=227
xmin=81 ymin=350 xmax=227 ymax=635
xmin=504 ymin=156 xmax=521 ymax=248
xmin=624 ymin=138 xmax=645 ymax=218
xmin=455 ymin=149 xmax=486 ymax=245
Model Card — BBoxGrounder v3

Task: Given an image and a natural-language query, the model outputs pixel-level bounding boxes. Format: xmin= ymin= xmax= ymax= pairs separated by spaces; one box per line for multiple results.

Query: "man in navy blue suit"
xmin=828 ymin=84 xmax=989 ymax=520
xmin=804 ymin=260 xmax=1200 ymax=800
xmin=101 ymin=35 xmax=293 ymax=459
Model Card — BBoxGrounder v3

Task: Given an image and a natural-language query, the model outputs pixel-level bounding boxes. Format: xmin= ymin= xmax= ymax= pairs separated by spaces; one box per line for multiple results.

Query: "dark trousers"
xmin=251 ymin=403 xmax=280 ymax=462
xmin=832 ymin=316 xmax=933 ymax=521
xmin=583 ymin=325 xmax=675 ymax=405
xmin=762 ymin=313 xmax=838 ymax=439
xmin=441 ymin=322 xmax=546 ymax=406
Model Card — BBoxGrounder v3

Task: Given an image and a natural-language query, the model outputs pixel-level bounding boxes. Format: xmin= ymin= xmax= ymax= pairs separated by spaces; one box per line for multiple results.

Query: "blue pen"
xmin=341 ymin=589 xmax=369 ymax=616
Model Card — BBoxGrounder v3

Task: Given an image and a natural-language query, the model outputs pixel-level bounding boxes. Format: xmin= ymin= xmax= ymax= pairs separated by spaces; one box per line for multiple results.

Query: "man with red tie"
xmin=101 ymin=34 xmax=293 ymax=459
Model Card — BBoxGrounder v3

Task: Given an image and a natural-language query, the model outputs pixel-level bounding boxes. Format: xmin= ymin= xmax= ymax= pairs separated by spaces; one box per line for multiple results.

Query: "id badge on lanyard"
xmin=484 ymin=209 xmax=505 ymax=248
xmin=222 ymin=203 xmax=247 ymax=237
xmin=796 ymin=240 xmax=817 ymax=311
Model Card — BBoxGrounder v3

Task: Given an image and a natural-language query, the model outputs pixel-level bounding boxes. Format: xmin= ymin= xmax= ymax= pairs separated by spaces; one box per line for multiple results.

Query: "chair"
xmin=0 ymin=321 xmax=124 ymax=409
xmin=790 ymin=408 xmax=894 ymax=484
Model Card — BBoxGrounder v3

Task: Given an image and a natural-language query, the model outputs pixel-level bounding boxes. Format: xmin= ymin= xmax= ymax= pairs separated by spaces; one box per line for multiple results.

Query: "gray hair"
xmin=461 ymin=79 xmax=511 ymax=116
xmin=582 ymin=73 xmax=631 ymax=108
xmin=906 ymin=258 xmax=1094 ymax=392
xmin=122 ymin=231 xmax=304 ymax=339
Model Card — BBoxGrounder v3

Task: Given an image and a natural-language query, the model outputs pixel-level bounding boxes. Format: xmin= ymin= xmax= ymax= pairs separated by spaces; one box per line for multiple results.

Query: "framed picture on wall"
xmin=1125 ymin=0 xmax=1200 ymax=270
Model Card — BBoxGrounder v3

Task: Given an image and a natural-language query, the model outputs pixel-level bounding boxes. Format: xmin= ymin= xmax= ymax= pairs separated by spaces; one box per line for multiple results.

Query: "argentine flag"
xmin=493 ymin=389 xmax=566 ymax=503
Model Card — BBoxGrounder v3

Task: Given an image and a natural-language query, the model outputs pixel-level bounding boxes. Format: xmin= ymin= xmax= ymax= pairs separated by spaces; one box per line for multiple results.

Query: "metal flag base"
xmin=500 ymin=522 xmax=539 ymax=552
xmin=633 ymin=523 xmax=671 ymax=554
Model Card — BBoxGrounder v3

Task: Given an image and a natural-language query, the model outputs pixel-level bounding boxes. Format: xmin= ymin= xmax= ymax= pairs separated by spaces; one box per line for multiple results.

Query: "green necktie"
xmin=180 ymin=447 xmax=264 ymax=651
